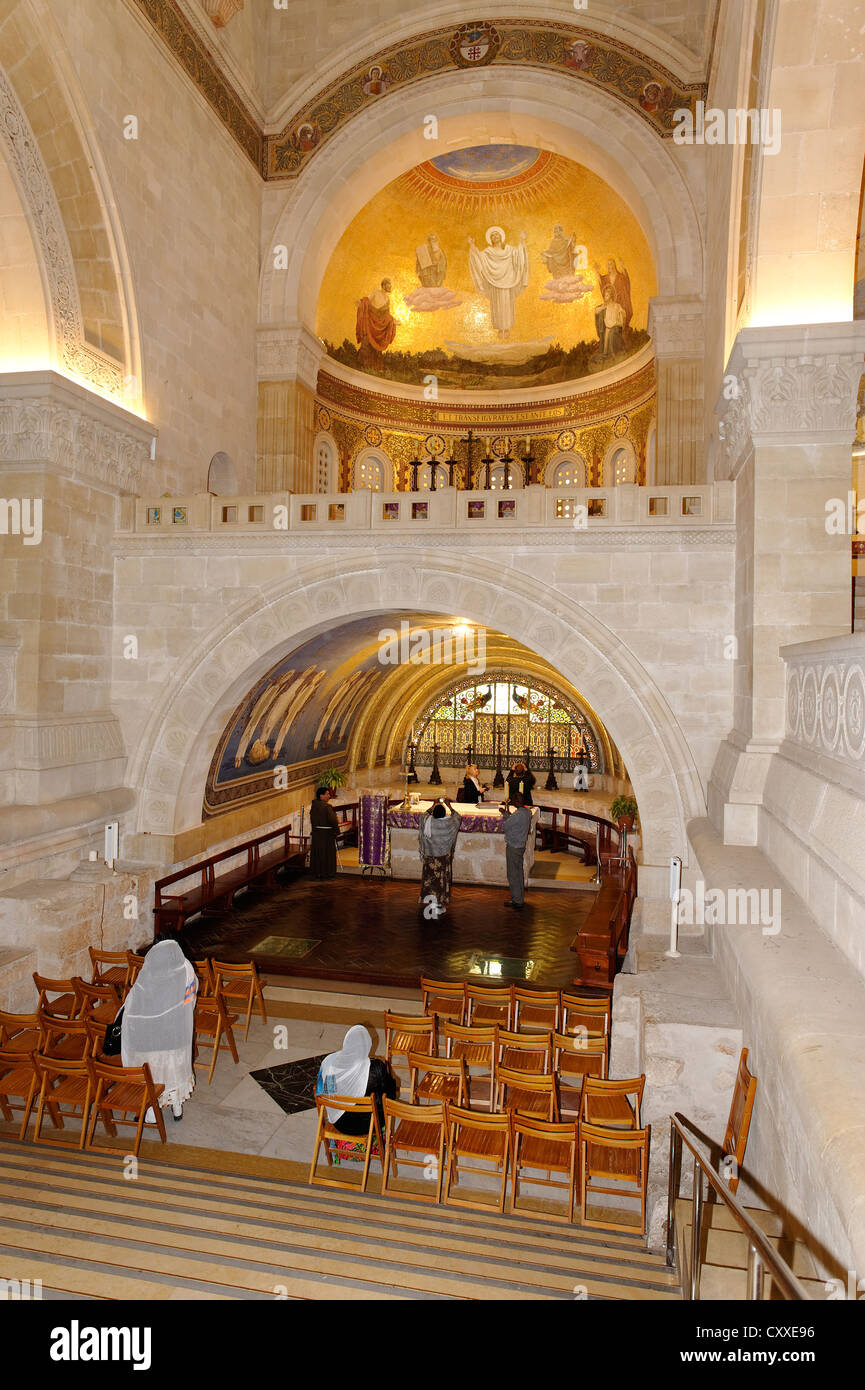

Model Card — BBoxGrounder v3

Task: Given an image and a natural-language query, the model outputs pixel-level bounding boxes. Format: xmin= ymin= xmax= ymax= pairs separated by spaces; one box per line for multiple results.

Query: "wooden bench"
xmin=571 ymin=848 xmax=637 ymax=992
xmin=535 ymin=806 xmax=618 ymax=867
xmin=153 ymin=826 xmax=308 ymax=935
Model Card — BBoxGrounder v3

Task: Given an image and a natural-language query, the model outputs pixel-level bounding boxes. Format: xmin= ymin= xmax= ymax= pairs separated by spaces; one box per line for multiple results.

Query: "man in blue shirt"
xmin=502 ymin=792 xmax=532 ymax=909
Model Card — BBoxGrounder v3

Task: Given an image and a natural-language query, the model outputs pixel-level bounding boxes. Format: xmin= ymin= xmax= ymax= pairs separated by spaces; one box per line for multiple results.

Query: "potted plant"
xmin=319 ymin=767 xmax=347 ymax=793
xmin=609 ymin=794 xmax=638 ymax=832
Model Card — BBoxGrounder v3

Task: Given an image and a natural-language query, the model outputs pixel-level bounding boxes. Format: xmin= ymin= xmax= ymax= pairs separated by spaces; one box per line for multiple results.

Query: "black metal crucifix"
xmin=460 ymin=428 xmax=482 ymax=491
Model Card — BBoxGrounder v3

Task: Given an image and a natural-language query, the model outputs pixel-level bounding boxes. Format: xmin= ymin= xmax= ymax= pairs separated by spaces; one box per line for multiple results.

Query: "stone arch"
xmin=546 ymin=451 xmax=589 ymax=488
xmin=351 ymin=446 xmax=394 ymax=491
xmin=128 ymin=552 xmax=707 ymax=874
xmin=602 ymin=439 xmax=638 ymax=485
xmin=312 ymin=430 xmax=338 ymax=492
xmin=259 ymin=73 xmax=703 ymax=332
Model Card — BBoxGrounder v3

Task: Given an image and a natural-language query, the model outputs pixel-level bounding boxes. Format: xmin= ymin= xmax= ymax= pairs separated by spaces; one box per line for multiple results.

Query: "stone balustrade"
xmin=118 ymin=480 xmax=734 ymax=536
xmin=782 ymin=632 xmax=865 ymax=792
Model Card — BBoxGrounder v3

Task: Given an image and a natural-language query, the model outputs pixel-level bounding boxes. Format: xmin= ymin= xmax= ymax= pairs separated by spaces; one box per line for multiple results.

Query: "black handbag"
xmin=103 ymin=1006 xmax=124 ymax=1056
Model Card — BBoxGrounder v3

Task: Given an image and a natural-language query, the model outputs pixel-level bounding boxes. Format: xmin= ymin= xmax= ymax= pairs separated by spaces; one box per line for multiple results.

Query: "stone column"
xmin=256 ymin=324 xmax=324 ymax=492
xmin=647 ymin=296 xmax=705 ymax=484
xmin=708 ymin=321 xmax=865 ymax=843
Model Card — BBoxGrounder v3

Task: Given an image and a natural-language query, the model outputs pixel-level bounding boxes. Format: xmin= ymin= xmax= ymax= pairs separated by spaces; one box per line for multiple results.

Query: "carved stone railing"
xmin=782 ymin=633 xmax=865 ymax=790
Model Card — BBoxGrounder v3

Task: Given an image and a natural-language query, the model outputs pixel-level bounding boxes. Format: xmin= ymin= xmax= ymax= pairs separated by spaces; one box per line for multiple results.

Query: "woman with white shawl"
xmin=315 ymin=1024 xmax=396 ymax=1135
xmin=417 ymin=799 xmax=462 ymax=916
xmin=121 ymin=939 xmax=197 ymax=1121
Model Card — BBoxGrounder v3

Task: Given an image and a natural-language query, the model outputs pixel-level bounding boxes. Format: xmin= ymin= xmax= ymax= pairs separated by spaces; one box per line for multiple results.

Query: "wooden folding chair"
xmin=73 ymin=978 xmax=120 ymax=1024
xmin=84 ymin=1020 xmax=122 ymax=1068
xmin=560 ymin=993 xmax=610 ymax=1041
xmin=32 ymin=974 xmax=77 ymax=1019
xmin=85 ymin=1060 xmax=166 ymax=1156
xmin=512 ymin=987 xmax=560 ymax=1033
xmin=496 ymin=1065 xmax=559 ymax=1121
xmin=498 ymin=1029 xmax=551 ymax=1074
xmin=581 ymin=1075 xmax=644 ymax=1130
xmin=382 ymin=1098 xmax=446 ymax=1204
xmin=464 ymin=983 xmax=512 ymax=1029
xmin=420 ymin=977 xmax=466 ymax=1030
xmin=444 ymin=1022 xmax=497 ymax=1112
xmin=384 ymin=1012 xmax=436 ymax=1073
xmin=309 ymin=1094 xmax=383 ymax=1193
xmin=191 ymin=958 xmax=216 ymax=998
xmin=0 ymin=1009 xmax=43 ymax=1056
xmin=509 ymin=1114 xmax=579 ymax=1222
xmin=88 ymin=947 xmax=130 ymax=994
xmin=125 ymin=951 xmax=147 ymax=990
xmin=553 ymin=1032 xmax=608 ymax=1120
xmin=37 ymin=1011 xmax=92 ymax=1062
xmin=193 ymin=993 xmax=239 ymax=1084
xmin=444 ymin=1102 xmax=511 ymax=1213
xmin=32 ymin=1055 xmax=94 ymax=1149
xmin=0 ymin=1048 xmax=47 ymax=1140
xmin=408 ymin=1051 xmax=468 ymax=1107
xmin=721 ymin=1047 xmax=757 ymax=1193
xmin=211 ymin=959 xmax=267 ymax=1040
xmin=580 ymin=1122 xmax=650 ymax=1234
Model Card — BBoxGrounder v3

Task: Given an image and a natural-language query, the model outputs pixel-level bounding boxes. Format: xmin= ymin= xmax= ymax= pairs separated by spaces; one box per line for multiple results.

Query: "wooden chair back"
xmin=211 ymin=959 xmax=267 ymax=1041
xmin=420 ymin=977 xmax=466 ymax=1026
xmin=32 ymin=974 xmax=77 ymax=1019
xmin=73 ymin=978 xmax=120 ymax=1022
xmin=496 ymin=1065 xmax=559 ymax=1121
xmin=85 ymin=1059 xmax=166 ymax=1155
xmin=191 ymin=958 xmax=216 ymax=998
xmin=0 ymin=1046 xmax=44 ymax=1140
xmin=581 ymin=1075 xmax=645 ymax=1129
xmin=443 ymin=1022 xmax=497 ymax=1111
xmin=408 ymin=1051 xmax=468 ymax=1107
xmin=0 ymin=1009 xmax=42 ymax=1055
xmin=553 ymin=1031 xmax=608 ymax=1079
xmin=464 ymin=983 xmax=512 ymax=1029
xmin=443 ymin=1102 xmax=511 ymax=1212
xmin=193 ymin=993 xmax=239 ymax=1084
xmin=31 ymin=1054 xmax=93 ymax=1149
xmin=722 ymin=1047 xmax=757 ymax=1193
xmin=382 ymin=1098 xmax=446 ymax=1204
xmin=83 ymin=1019 xmax=120 ymax=1066
xmin=37 ymin=1010 xmax=92 ymax=1061
xmin=88 ymin=947 xmax=130 ymax=993
xmin=384 ymin=1012 xmax=436 ymax=1067
xmin=125 ymin=951 xmax=147 ymax=989
xmin=511 ymin=987 xmax=560 ymax=1032
xmin=580 ymin=1122 xmax=650 ymax=1234
xmin=497 ymin=1029 xmax=552 ymax=1072
xmin=309 ymin=1093 xmax=383 ymax=1194
xmin=509 ymin=1113 xmax=579 ymax=1222
xmin=560 ymin=993 xmax=610 ymax=1039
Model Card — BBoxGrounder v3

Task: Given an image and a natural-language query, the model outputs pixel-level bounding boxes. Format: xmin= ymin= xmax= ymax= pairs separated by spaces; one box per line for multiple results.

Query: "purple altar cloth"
xmin=388 ymin=808 xmax=505 ymax=834
xmin=359 ymin=793 xmax=390 ymax=868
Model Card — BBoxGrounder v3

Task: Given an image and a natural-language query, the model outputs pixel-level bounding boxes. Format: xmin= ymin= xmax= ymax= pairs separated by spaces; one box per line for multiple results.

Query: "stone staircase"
xmin=674 ymin=1197 xmax=829 ymax=1300
xmin=0 ymin=1136 xmax=680 ymax=1301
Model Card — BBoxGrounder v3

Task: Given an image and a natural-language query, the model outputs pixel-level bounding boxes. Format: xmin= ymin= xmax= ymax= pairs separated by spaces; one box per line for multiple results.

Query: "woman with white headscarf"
xmin=121 ymin=939 xmax=197 ymax=1121
xmin=315 ymin=1024 xmax=396 ymax=1135
xmin=417 ymin=799 xmax=462 ymax=916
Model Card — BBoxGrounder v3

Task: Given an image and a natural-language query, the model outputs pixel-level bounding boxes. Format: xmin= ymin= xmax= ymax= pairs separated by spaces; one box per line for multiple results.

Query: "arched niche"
xmin=351 ymin=446 xmax=394 ymax=492
xmin=312 ymin=431 xmax=338 ymax=492
xmin=602 ymin=439 xmax=638 ymax=485
xmin=206 ymin=451 xmax=238 ymax=494
xmin=546 ymin=452 xmax=590 ymax=488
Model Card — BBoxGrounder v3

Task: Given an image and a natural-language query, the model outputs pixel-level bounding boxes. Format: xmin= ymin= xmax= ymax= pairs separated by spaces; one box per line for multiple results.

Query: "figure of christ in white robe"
xmin=468 ymin=230 xmax=530 ymax=337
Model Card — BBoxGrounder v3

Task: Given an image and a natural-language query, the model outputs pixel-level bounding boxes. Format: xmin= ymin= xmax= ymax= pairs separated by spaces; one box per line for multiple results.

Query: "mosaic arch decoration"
xmin=130 ymin=4 xmax=705 ymax=178
xmin=414 ymin=673 xmax=603 ymax=774
xmin=319 ymin=144 xmax=656 ymax=392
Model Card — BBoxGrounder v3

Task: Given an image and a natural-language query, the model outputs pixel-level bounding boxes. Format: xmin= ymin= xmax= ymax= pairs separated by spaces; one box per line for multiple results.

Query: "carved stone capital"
xmin=647 ymin=296 xmax=704 ymax=359
xmin=0 ymin=372 xmax=154 ymax=495
xmin=256 ymin=324 xmax=325 ymax=392
xmin=716 ymin=322 xmax=865 ymax=474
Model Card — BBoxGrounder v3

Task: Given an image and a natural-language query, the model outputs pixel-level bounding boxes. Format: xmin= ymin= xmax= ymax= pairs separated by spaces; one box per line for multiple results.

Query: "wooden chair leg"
xmin=309 ymin=1110 xmax=324 ymax=1184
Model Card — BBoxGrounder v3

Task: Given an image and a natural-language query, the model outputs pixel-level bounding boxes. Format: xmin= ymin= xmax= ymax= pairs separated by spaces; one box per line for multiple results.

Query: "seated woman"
xmin=418 ymin=799 xmax=462 ymax=916
xmin=121 ymin=939 xmax=197 ymax=1121
xmin=316 ymin=1024 xmax=396 ymax=1137
xmin=459 ymin=763 xmax=488 ymax=804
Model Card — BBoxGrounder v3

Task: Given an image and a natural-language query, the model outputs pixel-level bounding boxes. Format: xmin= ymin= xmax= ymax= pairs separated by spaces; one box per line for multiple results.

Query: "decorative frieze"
xmin=784 ymin=637 xmax=865 ymax=771
xmin=648 ymin=297 xmax=705 ymax=360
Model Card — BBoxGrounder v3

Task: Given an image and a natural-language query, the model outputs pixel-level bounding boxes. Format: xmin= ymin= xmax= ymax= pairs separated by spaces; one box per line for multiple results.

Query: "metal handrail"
xmin=666 ymin=1112 xmax=810 ymax=1300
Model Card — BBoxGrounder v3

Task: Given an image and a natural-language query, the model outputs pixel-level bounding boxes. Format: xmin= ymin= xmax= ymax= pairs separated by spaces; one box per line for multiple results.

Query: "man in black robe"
xmin=309 ymin=786 xmax=339 ymax=879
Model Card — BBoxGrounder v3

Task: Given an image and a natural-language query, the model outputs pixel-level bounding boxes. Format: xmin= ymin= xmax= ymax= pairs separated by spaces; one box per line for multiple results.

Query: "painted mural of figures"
xmin=598 ymin=285 xmax=626 ymax=358
xmin=468 ymin=226 xmax=529 ymax=340
xmin=540 ymin=225 xmax=576 ymax=279
xmin=416 ymin=233 xmax=447 ymax=286
xmin=593 ymin=256 xmax=632 ymax=346
xmin=356 ymin=278 xmax=397 ymax=368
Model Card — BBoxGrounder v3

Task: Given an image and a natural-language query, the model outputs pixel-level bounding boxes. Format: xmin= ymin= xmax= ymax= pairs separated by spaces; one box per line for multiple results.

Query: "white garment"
xmin=121 ymin=941 xmax=197 ymax=1110
xmin=317 ymin=1024 xmax=372 ymax=1124
xmin=469 ymin=239 xmax=529 ymax=330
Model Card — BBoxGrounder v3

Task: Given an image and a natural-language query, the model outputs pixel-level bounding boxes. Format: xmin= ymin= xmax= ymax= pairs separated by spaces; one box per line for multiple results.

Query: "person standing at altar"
xmin=460 ymin=763 xmax=488 ymax=804
xmin=506 ymin=760 xmax=536 ymax=807
xmin=502 ymin=792 xmax=532 ymax=911
xmin=309 ymin=786 xmax=339 ymax=880
xmin=417 ymin=800 xmax=462 ymax=916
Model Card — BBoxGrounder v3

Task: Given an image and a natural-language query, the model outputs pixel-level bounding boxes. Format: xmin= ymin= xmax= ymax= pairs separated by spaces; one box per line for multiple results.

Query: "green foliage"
xmin=609 ymin=794 xmax=638 ymax=825
xmin=319 ymin=767 xmax=347 ymax=790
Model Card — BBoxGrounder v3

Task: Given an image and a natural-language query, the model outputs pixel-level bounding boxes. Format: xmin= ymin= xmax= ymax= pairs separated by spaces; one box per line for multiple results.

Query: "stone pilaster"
xmin=256 ymin=324 xmax=324 ymax=491
xmin=708 ymin=321 xmax=865 ymax=844
xmin=647 ymin=296 xmax=704 ymax=484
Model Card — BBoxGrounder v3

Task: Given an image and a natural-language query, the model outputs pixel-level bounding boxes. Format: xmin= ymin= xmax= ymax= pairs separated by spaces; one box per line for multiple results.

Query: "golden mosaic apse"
xmin=317 ymin=144 xmax=657 ymax=392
